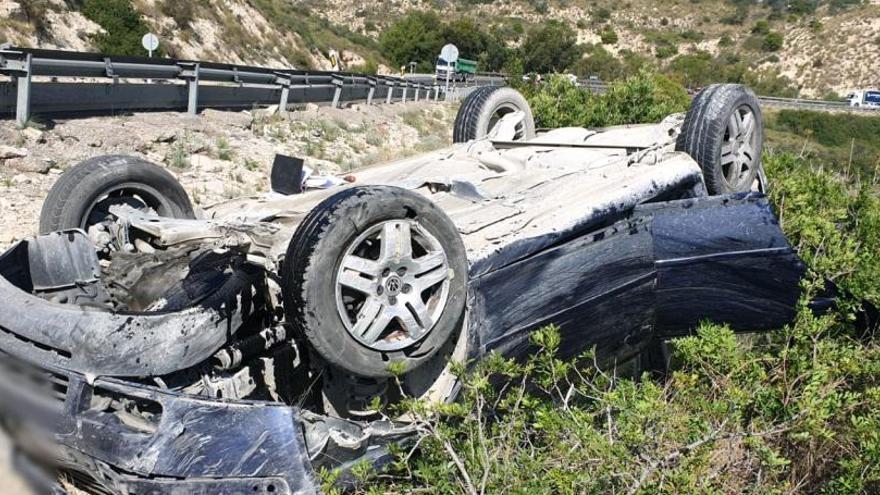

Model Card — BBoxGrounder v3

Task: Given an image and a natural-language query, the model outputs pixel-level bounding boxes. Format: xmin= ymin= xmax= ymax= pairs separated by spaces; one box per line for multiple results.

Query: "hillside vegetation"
xmin=1 ymin=0 xmax=879 ymax=95
xmin=765 ymin=109 xmax=880 ymax=179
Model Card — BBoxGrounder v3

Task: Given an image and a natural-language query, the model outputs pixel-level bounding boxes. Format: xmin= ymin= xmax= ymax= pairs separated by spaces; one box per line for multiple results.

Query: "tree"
xmin=571 ymin=44 xmax=624 ymax=81
xmin=669 ymin=51 xmax=714 ymax=88
xmin=379 ymin=13 xmax=513 ymax=73
xmin=379 ymin=12 xmax=444 ymax=72
xmin=520 ymin=20 xmax=581 ymax=74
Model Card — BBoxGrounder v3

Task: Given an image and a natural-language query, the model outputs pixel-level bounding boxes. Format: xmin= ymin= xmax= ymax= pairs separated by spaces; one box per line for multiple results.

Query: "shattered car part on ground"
xmin=0 ymin=85 xmax=807 ymax=494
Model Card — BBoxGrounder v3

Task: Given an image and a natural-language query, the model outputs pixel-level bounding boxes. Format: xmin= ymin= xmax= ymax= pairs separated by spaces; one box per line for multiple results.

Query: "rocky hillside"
xmin=0 ymin=0 xmax=382 ymax=71
xmin=1 ymin=0 xmax=879 ymax=94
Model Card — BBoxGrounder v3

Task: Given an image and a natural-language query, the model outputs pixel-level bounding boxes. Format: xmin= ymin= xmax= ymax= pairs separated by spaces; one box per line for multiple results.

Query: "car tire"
xmin=39 ymin=155 xmax=195 ymax=234
xmin=282 ymin=186 xmax=468 ymax=378
xmin=675 ymin=84 xmax=764 ymax=195
xmin=452 ymin=86 xmax=536 ymax=143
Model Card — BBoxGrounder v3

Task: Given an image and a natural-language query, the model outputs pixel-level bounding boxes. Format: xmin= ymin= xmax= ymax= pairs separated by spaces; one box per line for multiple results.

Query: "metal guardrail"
xmin=0 ymin=47 xmax=489 ymax=125
xmin=757 ymin=95 xmax=878 ymax=113
xmin=576 ymin=79 xmax=876 ymax=113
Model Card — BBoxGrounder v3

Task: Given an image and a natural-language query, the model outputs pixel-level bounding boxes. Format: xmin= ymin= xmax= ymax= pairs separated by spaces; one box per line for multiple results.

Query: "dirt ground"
xmin=0 ymin=100 xmax=457 ymax=250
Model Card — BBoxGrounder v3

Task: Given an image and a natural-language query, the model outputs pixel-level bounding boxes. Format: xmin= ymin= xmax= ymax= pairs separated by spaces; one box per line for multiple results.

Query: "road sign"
xmin=440 ymin=44 xmax=459 ymax=63
xmin=141 ymin=33 xmax=159 ymax=56
xmin=440 ymin=44 xmax=458 ymax=102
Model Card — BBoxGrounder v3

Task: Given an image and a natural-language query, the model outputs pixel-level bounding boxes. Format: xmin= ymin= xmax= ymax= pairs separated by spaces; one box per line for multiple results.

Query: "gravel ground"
xmin=0 ymin=100 xmax=457 ymax=250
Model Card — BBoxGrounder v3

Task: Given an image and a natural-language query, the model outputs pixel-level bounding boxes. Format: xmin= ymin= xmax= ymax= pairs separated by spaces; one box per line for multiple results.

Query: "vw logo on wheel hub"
xmin=385 ymin=275 xmax=403 ymax=296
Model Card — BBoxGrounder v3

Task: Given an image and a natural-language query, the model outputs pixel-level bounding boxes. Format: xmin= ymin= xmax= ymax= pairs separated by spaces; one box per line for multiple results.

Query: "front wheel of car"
xmin=282 ymin=186 xmax=468 ymax=378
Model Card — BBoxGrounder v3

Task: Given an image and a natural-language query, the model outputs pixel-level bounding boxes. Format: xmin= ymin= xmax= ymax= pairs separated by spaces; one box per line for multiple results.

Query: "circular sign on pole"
xmin=141 ymin=33 xmax=159 ymax=56
xmin=440 ymin=44 xmax=459 ymax=63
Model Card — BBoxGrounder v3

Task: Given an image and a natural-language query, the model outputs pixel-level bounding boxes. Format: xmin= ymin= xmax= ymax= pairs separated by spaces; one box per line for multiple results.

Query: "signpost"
xmin=142 ymin=33 xmax=159 ymax=84
xmin=440 ymin=44 xmax=458 ymax=101
xmin=141 ymin=33 xmax=159 ymax=58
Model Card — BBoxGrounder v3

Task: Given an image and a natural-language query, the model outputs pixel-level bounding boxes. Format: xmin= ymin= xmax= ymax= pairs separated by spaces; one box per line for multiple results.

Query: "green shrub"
xmin=599 ymin=27 xmax=618 ymax=45
xmin=752 ymin=19 xmax=771 ymax=35
xmin=81 ymin=0 xmax=156 ymax=56
xmin=655 ymin=44 xmax=678 ymax=59
xmin=522 ymin=72 xmax=689 ymax=128
xmin=592 ymin=7 xmax=612 ymax=24
xmin=762 ymin=31 xmax=784 ymax=51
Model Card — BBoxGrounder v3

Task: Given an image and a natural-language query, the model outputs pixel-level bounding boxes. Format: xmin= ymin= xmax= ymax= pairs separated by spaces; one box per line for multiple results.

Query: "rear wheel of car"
xmin=676 ymin=84 xmax=764 ymax=195
xmin=39 ymin=155 xmax=194 ymax=234
xmin=282 ymin=186 xmax=468 ymax=378
xmin=452 ymin=86 xmax=536 ymax=143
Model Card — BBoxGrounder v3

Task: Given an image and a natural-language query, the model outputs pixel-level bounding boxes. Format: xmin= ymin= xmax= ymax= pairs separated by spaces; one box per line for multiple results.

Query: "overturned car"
xmin=0 ymin=84 xmax=806 ymax=494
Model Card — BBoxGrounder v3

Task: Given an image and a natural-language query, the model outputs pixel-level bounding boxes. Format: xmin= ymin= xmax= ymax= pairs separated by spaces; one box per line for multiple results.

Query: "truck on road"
xmin=436 ymin=56 xmax=477 ymax=82
xmin=846 ymin=89 xmax=880 ymax=108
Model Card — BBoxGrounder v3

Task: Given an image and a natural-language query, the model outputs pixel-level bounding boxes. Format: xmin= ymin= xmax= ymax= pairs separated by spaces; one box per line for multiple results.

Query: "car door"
xmin=468 ymin=193 xmax=804 ymax=361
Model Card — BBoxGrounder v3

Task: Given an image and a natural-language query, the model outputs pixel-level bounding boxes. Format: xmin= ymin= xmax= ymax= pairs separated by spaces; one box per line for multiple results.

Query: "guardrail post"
xmin=15 ymin=53 xmax=32 ymax=126
xmin=331 ymin=74 xmax=345 ymax=108
xmin=274 ymin=73 xmax=292 ymax=115
xmin=366 ymin=76 xmax=377 ymax=105
xmin=433 ymin=84 xmax=439 ymax=102
xmin=401 ymin=82 xmax=408 ymax=103
xmin=1 ymin=49 xmax=33 ymax=126
xmin=385 ymin=79 xmax=395 ymax=104
xmin=414 ymin=84 xmax=421 ymax=102
xmin=178 ymin=62 xmax=200 ymax=115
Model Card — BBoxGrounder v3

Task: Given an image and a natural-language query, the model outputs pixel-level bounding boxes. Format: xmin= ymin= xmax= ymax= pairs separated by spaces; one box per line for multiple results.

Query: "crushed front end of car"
xmin=0 ymin=230 xmax=415 ymax=495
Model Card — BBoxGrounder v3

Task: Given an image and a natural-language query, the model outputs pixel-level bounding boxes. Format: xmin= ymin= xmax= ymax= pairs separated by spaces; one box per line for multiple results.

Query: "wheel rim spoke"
xmin=728 ymin=113 xmax=740 ymax=137
xmin=341 ymin=254 xmax=380 ymax=277
xmin=380 ymin=221 xmax=412 ymax=262
xmin=740 ymin=111 xmax=754 ymax=140
xmin=405 ymin=297 xmax=434 ymax=330
xmin=413 ymin=250 xmax=446 ymax=275
xmin=361 ymin=310 xmax=393 ymax=345
xmin=352 ymin=298 xmax=385 ymax=337
xmin=726 ymin=159 xmax=741 ymax=183
xmin=416 ymin=267 xmax=449 ymax=293
xmin=396 ymin=306 xmax=424 ymax=335
xmin=338 ymin=270 xmax=375 ymax=295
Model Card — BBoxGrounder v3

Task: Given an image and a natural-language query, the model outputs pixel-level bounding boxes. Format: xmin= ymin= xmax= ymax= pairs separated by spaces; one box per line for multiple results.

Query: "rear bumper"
xmin=0 ymin=354 xmax=318 ymax=494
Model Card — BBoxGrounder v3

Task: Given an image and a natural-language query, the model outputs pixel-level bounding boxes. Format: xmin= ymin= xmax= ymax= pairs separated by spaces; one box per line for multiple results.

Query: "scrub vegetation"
xmin=517 ymin=73 xmax=691 ymax=128
xmin=765 ymin=109 xmax=880 ymax=180
xmin=79 ymin=0 xmax=156 ymax=56
xmin=330 ymin=96 xmax=880 ymax=494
